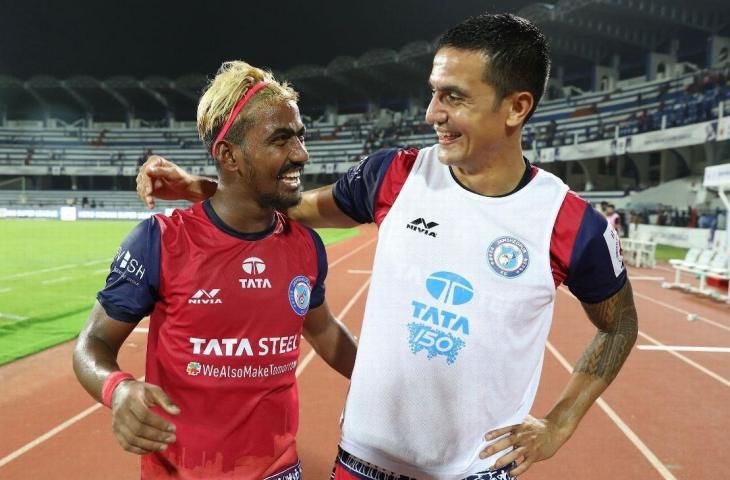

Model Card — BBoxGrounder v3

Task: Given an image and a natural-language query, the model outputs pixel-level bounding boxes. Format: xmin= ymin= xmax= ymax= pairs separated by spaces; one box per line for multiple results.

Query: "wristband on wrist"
xmin=101 ymin=371 xmax=135 ymax=408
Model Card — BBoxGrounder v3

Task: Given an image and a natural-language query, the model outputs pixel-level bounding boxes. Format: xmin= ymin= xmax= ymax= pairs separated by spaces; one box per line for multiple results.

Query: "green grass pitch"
xmin=0 ymin=219 xmax=360 ymax=366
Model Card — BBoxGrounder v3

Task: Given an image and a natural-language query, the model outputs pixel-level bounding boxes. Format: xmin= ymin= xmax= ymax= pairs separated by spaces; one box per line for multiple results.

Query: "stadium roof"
xmin=2 ymin=0 xmax=729 ymax=121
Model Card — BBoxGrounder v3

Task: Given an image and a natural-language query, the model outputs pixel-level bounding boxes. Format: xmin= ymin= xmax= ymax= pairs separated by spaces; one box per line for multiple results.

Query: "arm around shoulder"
xmin=289 ymin=184 xmax=360 ymax=228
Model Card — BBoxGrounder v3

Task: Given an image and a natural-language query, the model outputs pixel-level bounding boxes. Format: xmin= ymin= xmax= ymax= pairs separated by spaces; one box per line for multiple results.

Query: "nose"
xmin=425 ymin=94 xmax=446 ymax=126
xmin=289 ymin=136 xmax=309 ymax=165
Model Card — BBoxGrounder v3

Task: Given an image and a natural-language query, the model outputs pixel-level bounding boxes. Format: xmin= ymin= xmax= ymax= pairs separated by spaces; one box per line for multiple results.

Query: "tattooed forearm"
xmin=574 ymin=279 xmax=638 ymax=384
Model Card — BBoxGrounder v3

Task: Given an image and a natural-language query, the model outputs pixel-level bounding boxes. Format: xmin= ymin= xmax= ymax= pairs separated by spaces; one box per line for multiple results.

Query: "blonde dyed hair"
xmin=197 ymin=60 xmax=299 ymax=151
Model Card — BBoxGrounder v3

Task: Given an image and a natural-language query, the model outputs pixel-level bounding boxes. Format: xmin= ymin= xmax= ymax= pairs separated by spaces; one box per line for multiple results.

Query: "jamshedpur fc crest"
xmin=288 ymin=276 xmax=311 ymax=316
xmin=487 ymin=236 xmax=529 ymax=278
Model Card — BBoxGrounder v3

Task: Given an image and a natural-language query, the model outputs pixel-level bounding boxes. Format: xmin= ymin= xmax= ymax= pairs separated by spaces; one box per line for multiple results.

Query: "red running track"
xmin=1 ymin=225 xmax=728 ymax=479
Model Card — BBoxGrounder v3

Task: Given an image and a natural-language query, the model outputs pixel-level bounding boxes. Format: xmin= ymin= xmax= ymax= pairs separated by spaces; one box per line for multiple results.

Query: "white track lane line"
xmin=328 ymin=238 xmax=376 ymax=268
xmin=628 ymin=276 xmax=665 ymax=281
xmin=558 ymin=288 xmax=730 ymax=389
xmin=545 ymin=342 xmax=677 ymax=480
xmin=631 ymin=291 xmax=730 ymax=333
xmin=637 ymin=345 xmax=730 ymax=353
xmin=0 ymin=376 xmax=145 ymax=469
xmin=636 ymin=330 xmax=730 ymax=387
xmin=296 ymin=277 xmax=371 ymax=377
xmin=347 ymin=269 xmax=372 ymax=274
xmin=0 ymin=237 xmax=374 ymax=468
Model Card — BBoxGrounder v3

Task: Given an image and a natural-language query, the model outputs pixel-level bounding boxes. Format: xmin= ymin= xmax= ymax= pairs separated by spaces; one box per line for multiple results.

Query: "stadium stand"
xmin=0 ymin=1 xmax=728 ymax=291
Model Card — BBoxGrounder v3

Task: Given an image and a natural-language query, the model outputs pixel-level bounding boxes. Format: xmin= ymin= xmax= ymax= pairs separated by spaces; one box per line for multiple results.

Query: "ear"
xmin=506 ymin=91 xmax=534 ymax=128
xmin=215 ymin=141 xmax=241 ymax=172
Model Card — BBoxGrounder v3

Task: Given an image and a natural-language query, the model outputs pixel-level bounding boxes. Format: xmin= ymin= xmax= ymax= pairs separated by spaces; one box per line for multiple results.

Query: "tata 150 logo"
xmin=407 ymin=271 xmax=472 ymax=365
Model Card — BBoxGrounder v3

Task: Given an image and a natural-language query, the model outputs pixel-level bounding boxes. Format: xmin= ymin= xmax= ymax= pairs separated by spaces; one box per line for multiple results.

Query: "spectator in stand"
xmin=24 ymin=146 xmax=35 ymax=165
xmin=605 ymin=204 xmax=623 ymax=236
xmin=599 ymin=201 xmax=609 ymax=216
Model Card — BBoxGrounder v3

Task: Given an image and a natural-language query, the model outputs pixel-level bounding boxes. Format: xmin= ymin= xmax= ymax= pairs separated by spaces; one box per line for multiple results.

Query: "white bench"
xmin=622 ymin=238 xmax=656 ymax=268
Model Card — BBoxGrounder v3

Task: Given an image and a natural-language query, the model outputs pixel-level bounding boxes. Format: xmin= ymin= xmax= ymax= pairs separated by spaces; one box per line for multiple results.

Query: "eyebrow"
xmin=428 ymin=81 xmax=469 ymax=98
xmin=267 ymin=125 xmax=306 ymax=141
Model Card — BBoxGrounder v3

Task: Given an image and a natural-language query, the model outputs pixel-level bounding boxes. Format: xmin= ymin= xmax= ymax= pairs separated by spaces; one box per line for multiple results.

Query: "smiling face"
xmin=425 ymin=47 xmax=513 ymax=170
xmin=234 ymin=99 xmax=308 ymax=211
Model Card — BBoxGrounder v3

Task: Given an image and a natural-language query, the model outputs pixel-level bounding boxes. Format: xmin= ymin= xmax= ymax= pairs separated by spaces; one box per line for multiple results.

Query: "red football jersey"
xmin=98 ymin=200 xmax=327 ymax=479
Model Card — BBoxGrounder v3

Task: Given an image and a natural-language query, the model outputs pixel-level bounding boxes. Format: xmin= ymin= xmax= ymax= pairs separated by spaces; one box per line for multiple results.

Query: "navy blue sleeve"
xmin=306 ymin=227 xmax=328 ymax=309
xmin=565 ymin=207 xmax=627 ymax=304
xmin=332 ymin=148 xmax=401 ymax=224
xmin=96 ymin=217 xmax=161 ymax=322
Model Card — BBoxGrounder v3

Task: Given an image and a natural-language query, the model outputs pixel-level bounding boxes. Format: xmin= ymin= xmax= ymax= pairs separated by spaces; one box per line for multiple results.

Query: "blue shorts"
xmin=331 ymin=448 xmax=516 ymax=480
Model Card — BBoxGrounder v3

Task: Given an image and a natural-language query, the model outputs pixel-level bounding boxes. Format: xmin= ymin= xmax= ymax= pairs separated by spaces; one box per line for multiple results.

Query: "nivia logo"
xmin=425 ymin=271 xmax=474 ymax=305
xmin=487 ymin=237 xmax=529 ymax=278
xmin=406 ymin=218 xmax=438 ymax=238
xmin=188 ymin=289 xmax=222 ymax=305
xmin=242 ymin=257 xmax=266 ymax=275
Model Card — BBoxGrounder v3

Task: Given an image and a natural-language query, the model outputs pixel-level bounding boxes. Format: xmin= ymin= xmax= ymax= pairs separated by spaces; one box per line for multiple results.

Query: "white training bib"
xmin=340 ymin=145 xmax=569 ymax=479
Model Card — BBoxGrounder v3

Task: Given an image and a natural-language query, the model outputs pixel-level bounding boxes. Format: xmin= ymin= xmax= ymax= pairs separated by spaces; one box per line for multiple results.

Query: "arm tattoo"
xmin=574 ymin=279 xmax=638 ymax=384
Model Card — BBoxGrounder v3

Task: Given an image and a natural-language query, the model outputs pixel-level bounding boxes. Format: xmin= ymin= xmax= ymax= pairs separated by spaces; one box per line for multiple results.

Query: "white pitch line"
xmin=545 ymin=342 xmax=678 ymax=480
xmin=41 ymin=276 xmax=73 ymax=285
xmin=83 ymin=259 xmax=109 ymax=267
xmin=0 ymin=375 xmax=144 ymax=469
xmin=92 ymin=269 xmax=109 ymax=275
xmin=632 ymin=291 xmax=730 ymax=333
xmin=296 ymin=277 xmax=371 ymax=377
xmin=0 ymin=312 xmax=28 ymax=321
xmin=0 ymin=288 xmax=11 ymax=294
xmin=0 ymin=264 xmax=78 ymax=281
xmin=328 ymin=238 xmax=376 ymax=268
xmin=558 ymin=288 xmax=730 ymax=388
xmin=0 ymin=259 xmax=108 ymax=282
xmin=637 ymin=345 xmax=730 ymax=353
xmin=347 ymin=269 xmax=373 ymax=275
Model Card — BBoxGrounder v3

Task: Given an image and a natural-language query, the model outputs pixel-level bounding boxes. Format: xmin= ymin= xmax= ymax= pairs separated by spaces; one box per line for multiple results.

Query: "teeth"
xmin=436 ymin=131 xmax=460 ymax=139
xmin=280 ymin=171 xmax=301 ymax=180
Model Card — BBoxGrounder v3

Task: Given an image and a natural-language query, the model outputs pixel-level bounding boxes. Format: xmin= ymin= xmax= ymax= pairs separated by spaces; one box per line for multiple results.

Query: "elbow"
xmin=72 ymin=333 xmax=87 ymax=380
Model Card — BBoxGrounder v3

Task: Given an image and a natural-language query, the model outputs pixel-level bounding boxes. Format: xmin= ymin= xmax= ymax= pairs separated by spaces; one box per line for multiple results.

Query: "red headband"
xmin=210 ymin=81 xmax=270 ymax=156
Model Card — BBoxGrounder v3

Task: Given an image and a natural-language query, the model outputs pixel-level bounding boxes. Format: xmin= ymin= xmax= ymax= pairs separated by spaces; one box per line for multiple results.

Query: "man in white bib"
xmin=136 ymin=13 xmax=638 ymax=480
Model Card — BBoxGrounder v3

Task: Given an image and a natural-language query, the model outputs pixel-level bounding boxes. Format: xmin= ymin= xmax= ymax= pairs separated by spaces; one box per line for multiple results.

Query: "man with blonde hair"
xmin=74 ymin=60 xmax=357 ymax=479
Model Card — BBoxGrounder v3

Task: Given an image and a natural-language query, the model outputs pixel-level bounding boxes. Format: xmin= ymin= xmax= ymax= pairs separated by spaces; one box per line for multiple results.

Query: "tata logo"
xmin=242 ymin=257 xmax=266 ymax=275
xmin=239 ymin=256 xmax=272 ymax=289
xmin=425 ymin=271 xmax=474 ymax=305
xmin=188 ymin=289 xmax=222 ymax=305
xmin=406 ymin=218 xmax=438 ymax=237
